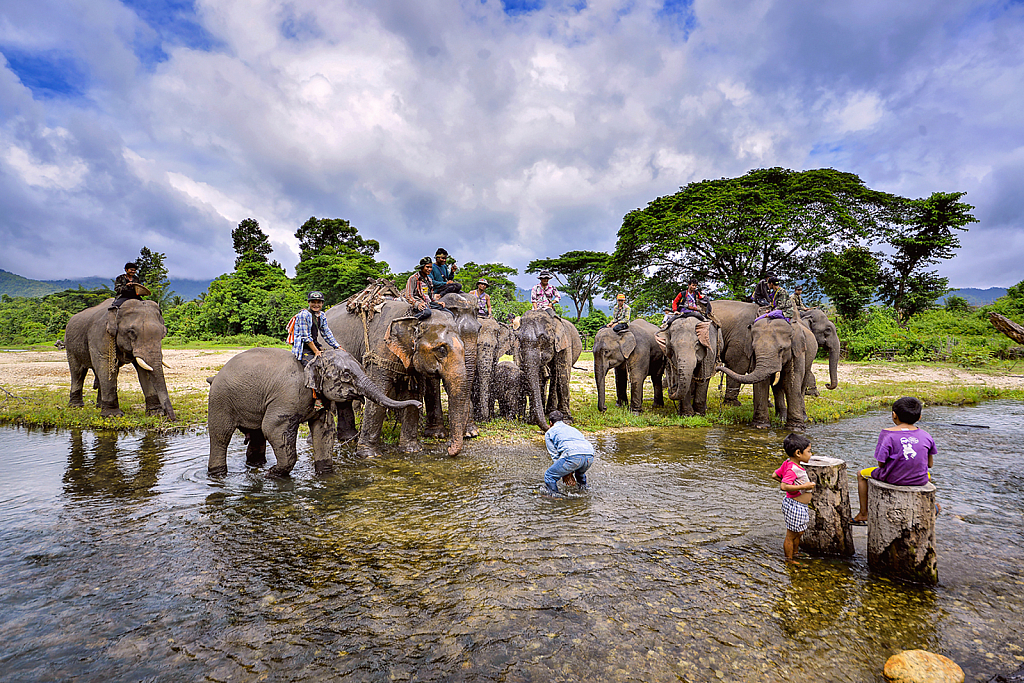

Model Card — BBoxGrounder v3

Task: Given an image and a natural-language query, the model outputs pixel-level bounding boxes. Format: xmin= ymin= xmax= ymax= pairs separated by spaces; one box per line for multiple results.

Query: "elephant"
xmin=474 ymin=316 xmax=514 ymax=421
xmin=422 ymin=292 xmax=482 ymax=440
xmin=799 ymin=307 xmax=840 ymax=395
xmin=717 ymin=315 xmax=811 ymax=430
xmin=326 ymin=299 xmax=469 ymax=458
xmin=592 ymin=320 xmax=665 ymax=413
xmin=492 ymin=360 xmax=526 ymax=420
xmin=206 ymin=348 xmax=420 ymax=477
xmin=654 ymin=314 xmax=721 ymax=416
xmin=514 ymin=310 xmax=583 ymax=430
xmin=64 ymin=298 xmax=176 ymax=420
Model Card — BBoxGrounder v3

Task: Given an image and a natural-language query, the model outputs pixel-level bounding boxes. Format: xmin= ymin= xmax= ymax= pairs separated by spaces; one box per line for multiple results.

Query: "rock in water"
xmin=884 ymin=650 xmax=964 ymax=683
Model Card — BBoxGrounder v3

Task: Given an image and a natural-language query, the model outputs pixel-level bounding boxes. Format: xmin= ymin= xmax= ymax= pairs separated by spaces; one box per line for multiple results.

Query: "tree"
xmin=232 ymin=218 xmax=274 ymax=268
xmin=607 ymin=168 xmax=903 ymax=307
xmin=877 ymin=191 xmax=976 ymax=320
xmin=527 ymin=251 xmax=610 ymax=321
xmin=292 ymin=248 xmax=390 ymax=305
xmin=202 ymin=261 xmax=305 ymax=337
xmin=135 ymin=246 xmax=174 ymax=307
xmin=817 ymin=246 xmax=880 ymax=319
xmin=295 ymin=217 xmax=380 ymax=258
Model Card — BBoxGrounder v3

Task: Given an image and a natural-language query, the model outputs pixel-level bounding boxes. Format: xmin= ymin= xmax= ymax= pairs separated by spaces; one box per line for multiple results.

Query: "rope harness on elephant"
xmin=344 ymin=277 xmax=411 ymax=377
xmin=107 ymin=333 xmax=117 ymax=380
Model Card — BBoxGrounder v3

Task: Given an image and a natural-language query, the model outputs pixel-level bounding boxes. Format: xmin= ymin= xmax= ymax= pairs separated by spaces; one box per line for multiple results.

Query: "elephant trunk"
xmin=137 ymin=353 xmax=177 ymax=421
xmin=476 ymin=348 xmax=496 ymax=420
xmin=355 ymin=373 xmax=421 ymax=411
xmin=668 ymin=354 xmax=697 ymax=401
xmin=462 ymin=337 xmax=478 ymax=428
xmin=524 ymin=349 xmax=548 ymax=430
xmin=826 ymin=332 xmax=840 ymax=390
xmin=720 ymin=356 xmax=782 ymax=386
xmin=594 ymin=355 xmax=608 ymax=412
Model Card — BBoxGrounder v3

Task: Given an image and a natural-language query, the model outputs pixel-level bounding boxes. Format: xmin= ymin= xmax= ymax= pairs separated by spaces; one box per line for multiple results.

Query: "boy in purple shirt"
xmin=852 ymin=396 xmax=936 ymax=524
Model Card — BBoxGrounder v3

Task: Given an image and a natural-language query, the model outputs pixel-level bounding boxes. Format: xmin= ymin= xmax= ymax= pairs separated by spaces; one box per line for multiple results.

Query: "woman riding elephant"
xmin=64 ymin=298 xmax=176 ymax=420
xmin=206 ymin=348 xmax=421 ymax=477
xmin=655 ymin=314 xmax=721 ymax=416
xmin=326 ymin=299 xmax=469 ymax=458
xmin=799 ymin=307 xmax=841 ymax=395
xmin=514 ymin=309 xmax=582 ymax=430
xmin=593 ymin=319 xmax=665 ymax=414
xmin=717 ymin=315 xmax=812 ymax=430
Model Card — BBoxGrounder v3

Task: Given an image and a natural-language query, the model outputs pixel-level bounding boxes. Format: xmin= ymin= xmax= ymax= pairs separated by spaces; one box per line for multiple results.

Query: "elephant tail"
xmin=206 ymin=376 xmax=215 ymax=385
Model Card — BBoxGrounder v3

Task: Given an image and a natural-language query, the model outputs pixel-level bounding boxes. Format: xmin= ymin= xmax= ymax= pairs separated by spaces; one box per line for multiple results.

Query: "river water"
xmin=1 ymin=401 xmax=1022 ymax=682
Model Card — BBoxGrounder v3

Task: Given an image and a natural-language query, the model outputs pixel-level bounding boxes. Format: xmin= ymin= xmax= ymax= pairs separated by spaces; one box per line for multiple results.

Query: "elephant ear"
xmin=654 ymin=329 xmax=669 ymax=356
xmin=620 ymin=331 xmax=637 ymax=358
xmin=554 ymin=321 xmax=571 ymax=353
xmin=386 ymin=319 xmax=417 ymax=370
xmin=496 ymin=323 xmax=513 ymax=358
xmin=304 ymin=356 xmax=323 ymax=392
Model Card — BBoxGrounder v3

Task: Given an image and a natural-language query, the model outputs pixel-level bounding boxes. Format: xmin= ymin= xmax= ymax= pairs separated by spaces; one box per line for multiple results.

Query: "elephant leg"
xmin=68 ymin=358 xmax=88 ymax=408
xmin=397 ymin=378 xmax=423 ymax=454
xmin=614 ymin=366 xmax=628 ymax=408
xmin=336 ymin=401 xmax=358 ymax=442
xmin=243 ymin=428 xmax=268 ymax=467
xmin=628 ymin=362 xmax=646 ymax=414
xmin=96 ymin=362 xmax=124 ymax=418
xmin=264 ymin=412 xmax=302 ymax=477
xmin=422 ymin=377 xmax=446 ymax=439
xmin=693 ymin=378 xmax=710 ymax=416
xmin=751 ymin=381 xmax=772 ymax=428
xmin=207 ymin=418 xmax=235 ymax=476
xmin=724 ymin=376 xmax=742 ymax=406
xmin=355 ymin=368 xmax=393 ymax=459
xmin=805 ymin=371 xmax=820 ymax=396
xmin=773 ymin=381 xmax=787 ymax=422
xmin=652 ymin=364 xmax=665 ymax=407
xmin=785 ymin=370 xmax=807 ymax=431
xmin=310 ymin=410 xmax=336 ymax=475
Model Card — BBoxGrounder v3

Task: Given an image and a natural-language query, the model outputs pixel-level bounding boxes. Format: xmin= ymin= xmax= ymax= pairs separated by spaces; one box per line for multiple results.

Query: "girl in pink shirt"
xmin=772 ymin=433 xmax=817 ymax=562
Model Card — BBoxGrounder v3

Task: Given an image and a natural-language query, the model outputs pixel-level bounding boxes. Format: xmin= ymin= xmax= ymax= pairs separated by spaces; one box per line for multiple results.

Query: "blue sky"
xmin=1 ymin=0 xmax=1023 ymax=291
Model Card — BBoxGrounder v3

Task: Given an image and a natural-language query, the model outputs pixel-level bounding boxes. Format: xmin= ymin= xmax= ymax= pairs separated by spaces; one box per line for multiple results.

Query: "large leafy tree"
xmin=817 ymin=246 xmax=880 ymax=319
xmin=232 ymin=218 xmax=275 ymax=268
xmin=607 ymin=168 xmax=902 ymax=308
xmin=295 ymin=217 xmax=380 ymax=258
xmin=877 ymin=191 xmax=976 ymax=320
xmin=202 ymin=261 xmax=305 ymax=337
xmin=526 ymin=251 xmax=610 ymax=321
xmin=135 ymin=246 xmax=174 ymax=307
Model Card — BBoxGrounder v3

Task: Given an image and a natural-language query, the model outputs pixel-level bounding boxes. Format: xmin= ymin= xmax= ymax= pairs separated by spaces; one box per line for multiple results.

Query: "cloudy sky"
xmin=2 ymin=0 xmax=1022 ymax=291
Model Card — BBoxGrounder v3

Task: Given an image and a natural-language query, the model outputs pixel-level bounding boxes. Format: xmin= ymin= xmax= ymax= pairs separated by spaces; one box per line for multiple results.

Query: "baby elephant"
xmin=207 ymin=348 xmax=421 ymax=477
xmin=492 ymin=360 xmax=526 ymax=420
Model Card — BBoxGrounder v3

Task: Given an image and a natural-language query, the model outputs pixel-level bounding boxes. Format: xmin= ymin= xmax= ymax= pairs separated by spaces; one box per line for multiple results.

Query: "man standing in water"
xmin=542 ymin=410 xmax=595 ymax=495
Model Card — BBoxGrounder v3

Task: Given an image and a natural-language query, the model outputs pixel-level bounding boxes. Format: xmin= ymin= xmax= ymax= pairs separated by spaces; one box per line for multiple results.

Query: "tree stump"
xmin=867 ymin=478 xmax=937 ymax=585
xmin=802 ymin=456 xmax=855 ymax=556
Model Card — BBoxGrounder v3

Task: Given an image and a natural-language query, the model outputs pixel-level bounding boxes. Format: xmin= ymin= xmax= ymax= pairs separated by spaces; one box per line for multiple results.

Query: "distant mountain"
xmin=0 ymin=269 xmax=212 ymax=301
xmin=942 ymin=287 xmax=1008 ymax=306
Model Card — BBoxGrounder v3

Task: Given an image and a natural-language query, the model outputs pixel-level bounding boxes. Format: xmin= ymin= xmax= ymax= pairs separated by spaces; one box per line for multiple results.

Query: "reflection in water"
xmin=0 ymin=402 xmax=1023 ymax=682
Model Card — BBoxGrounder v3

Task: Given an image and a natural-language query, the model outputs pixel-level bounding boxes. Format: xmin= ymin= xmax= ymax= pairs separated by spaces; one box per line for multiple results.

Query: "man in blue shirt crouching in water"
xmin=543 ymin=410 xmax=595 ymax=495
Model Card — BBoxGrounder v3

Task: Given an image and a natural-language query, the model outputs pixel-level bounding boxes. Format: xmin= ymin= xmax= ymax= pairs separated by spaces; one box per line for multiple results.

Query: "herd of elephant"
xmin=63 ymin=295 xmax=841 ymax=478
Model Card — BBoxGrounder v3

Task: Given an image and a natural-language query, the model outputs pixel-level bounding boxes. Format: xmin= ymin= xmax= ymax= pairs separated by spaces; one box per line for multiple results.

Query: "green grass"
xmin=0 ymin=386 xmax=207 ymax=432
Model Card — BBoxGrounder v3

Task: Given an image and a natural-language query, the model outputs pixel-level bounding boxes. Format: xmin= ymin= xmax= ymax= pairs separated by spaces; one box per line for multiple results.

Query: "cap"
xmin=307 ymin=291 xmax=325 ymax=301
xmin=419 ymin=256 xmax=433 ymax=267
xmin=538 ymin=270 xmax=552 ymax=279
xmin=477 ymin=279 xmax=489 ymax=286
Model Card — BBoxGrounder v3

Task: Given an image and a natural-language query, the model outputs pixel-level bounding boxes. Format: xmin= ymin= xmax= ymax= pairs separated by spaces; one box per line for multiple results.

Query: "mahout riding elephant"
xmin=422 ymin=292 xmax=481 ymax=440
xmin=593 ymin=320 xmax=665 ymax=413
xmin=717 ymin=315 xmax=811 ymax=430
xmin=206 ymin=348 xmax=420 ymax=477
xmin=655 ymin=314 xmax=721 ymax=416
xmin=799 ymin=307 xmax=840 ymax=395
xmin=492 ymin=360 xmax=525 ymax=420
xmin=474 ymin=316 xmax=514 ymax=421
xmin=326 ymin=299 xmax=469 ymax=458
xmin=64 ymin=298 xmax=176 ymax=420
xmin=514 ymin=310 xmax=583 ymax=430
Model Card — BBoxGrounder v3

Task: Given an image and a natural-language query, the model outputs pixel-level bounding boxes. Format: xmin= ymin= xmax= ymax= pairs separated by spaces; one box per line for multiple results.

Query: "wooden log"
xmin=990 ymin=312 xmax=1024 ymax=345
xmin=867 ymin=478 xmax=937 ymax=585
xmin=802 ymin=456 xmax=855 ymax=557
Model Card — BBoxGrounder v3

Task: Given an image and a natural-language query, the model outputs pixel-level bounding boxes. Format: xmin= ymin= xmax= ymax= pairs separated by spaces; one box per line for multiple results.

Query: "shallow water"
xmin=1 ymin=402 xmax=1023 ymax=682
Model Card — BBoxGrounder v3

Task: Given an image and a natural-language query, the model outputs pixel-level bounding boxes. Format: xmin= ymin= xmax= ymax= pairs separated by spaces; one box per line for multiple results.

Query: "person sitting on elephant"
xmin=790 ymin=285 xmax=808 ymax=312
xmin=430 ymin=248 xmax=463 ymax=297
xmin=766 ymin=275 xmax=795 ymax=320
xmin=291 ymin=291 xmax=341 ymax=366
xmin=672 ymin=279 xmax=703 ymax=314
xmin=405 ymin=257 xmax=447 ymax=321
xmin=531 ymin=271 xmax=561 ymax=312
xmin=607 ymin=293 xmax=632 ymax=333
xmin=474 ymin=279 xmax=492 ymax=318
xmin=543 ymin=410 xmax=595 ymax=495
xmin=110 ymin=262 xmax=144 ymax=309
xmin=753 ymin=273 xmax=775 ymax=307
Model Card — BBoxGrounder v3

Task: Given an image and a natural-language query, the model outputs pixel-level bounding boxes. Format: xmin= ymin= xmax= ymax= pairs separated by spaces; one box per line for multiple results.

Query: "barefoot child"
xmin=772 ymin=433 xmax=816 ymax=562
xmin=852 ymin=396 xmax=936 ymax=524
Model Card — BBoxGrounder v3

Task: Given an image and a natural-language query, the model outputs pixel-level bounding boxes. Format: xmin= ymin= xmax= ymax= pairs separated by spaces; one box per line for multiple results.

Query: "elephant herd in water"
xmin=62 ymin=293 xmax=841 ymax=477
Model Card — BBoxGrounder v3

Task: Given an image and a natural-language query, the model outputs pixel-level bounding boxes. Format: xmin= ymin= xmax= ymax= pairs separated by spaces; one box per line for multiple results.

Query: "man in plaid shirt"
xmin=291 ymin=291 xmax=341 ymax=365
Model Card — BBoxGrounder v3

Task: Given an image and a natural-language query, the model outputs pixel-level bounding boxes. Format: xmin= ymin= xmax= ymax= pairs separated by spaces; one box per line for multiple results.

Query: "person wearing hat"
xmin=405 ymin=257 xmax=447 ymax=320
xmin=542 ymin=410 xmax=596 ymax=495
xmin=474 ymin=279 xmax=492 ymax=318
xmin=110 ymin=262 xmax=146 ymax=309
xmin=291 ymin=291 xmax=341 ymax=365
xmin=531 ymin=270 xmax=561 ymax=311
xmin=606 ymin=293 xmax=632 ymax=332
xmin=789 ymin=284 xmax=807 ymax=313
xmin=753 ymin=273 xmax=776 ymax=308
xmin=766 ymin=274 xmax=794 ymax=320
xmin=430 ymin=248 xmax=462 ymax=297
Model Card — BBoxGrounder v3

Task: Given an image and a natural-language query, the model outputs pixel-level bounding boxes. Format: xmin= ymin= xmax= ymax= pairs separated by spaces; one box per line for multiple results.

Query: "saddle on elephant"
xmin=345 ymin=277 xmax=403 ymax=320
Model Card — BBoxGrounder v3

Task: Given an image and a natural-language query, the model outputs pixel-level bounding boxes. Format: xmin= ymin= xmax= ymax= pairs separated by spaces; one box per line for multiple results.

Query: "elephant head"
xmin=800 ymin=308 xmax=840 ymax=390
xmin=515 ymin=310 xmax=571 ymax=430
xmin=305 ymin=349 xmax=422 ymax=411
xmin=113 ymin=300 xmax=176 ymax=420
xmin=718 ymin=317 xmax=798 ymax=386
xmin=656 ymin=316 xmax=720 ymax=408
xmin=387 ymin=315 xmax=469 ymax=456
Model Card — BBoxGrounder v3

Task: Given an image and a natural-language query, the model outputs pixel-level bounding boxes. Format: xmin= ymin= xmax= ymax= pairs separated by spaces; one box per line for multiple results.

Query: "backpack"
xmin=286 ymin=315 xmax=298 ymax=344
